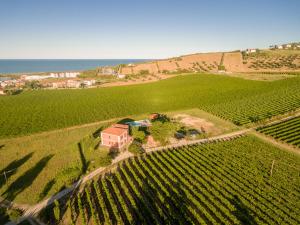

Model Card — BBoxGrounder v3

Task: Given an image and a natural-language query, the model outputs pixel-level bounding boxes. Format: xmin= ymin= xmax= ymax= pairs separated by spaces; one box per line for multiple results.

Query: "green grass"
xmin=56 ymin=135 xmax=300 ymax=225
xmin=0 ymin=121 xmax=114 ymax=204
xmin=1 ymin=74 xmax=300 ymax=138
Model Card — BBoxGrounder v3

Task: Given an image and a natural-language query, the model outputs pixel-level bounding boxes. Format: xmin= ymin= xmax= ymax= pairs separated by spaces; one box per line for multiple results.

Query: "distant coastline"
xmin=0 ymin=59 xmax=150 ymax=74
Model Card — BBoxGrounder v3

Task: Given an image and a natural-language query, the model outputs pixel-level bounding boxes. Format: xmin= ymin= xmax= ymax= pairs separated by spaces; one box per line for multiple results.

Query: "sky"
xmin=0 ymin=0 xmax=299 ymax=59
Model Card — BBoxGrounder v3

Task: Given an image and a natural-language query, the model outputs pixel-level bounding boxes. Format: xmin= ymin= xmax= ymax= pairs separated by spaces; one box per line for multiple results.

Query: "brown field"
xmin=119 ymin=50 xmax=300 ymax=76
xmin=223 ymin=52 xmax=245 ymax=72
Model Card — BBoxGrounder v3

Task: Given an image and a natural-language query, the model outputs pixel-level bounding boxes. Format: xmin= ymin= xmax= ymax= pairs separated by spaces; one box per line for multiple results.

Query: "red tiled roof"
xmin=102 ymin=126 xmax=127 ymax=136
xmin=112 ymin=124 xmax=129 ymax=129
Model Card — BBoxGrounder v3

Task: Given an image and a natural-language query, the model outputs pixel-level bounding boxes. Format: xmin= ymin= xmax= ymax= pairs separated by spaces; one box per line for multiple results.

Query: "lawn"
xmin=1 ymin=74 xmax=300 ymax=138
xmin=0 ymin=121 xmax=114 ymax=204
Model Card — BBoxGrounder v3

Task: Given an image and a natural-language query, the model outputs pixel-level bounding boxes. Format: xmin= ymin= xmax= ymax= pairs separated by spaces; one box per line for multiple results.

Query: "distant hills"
xmin=118 ymin=45 xmax=300 ymax=75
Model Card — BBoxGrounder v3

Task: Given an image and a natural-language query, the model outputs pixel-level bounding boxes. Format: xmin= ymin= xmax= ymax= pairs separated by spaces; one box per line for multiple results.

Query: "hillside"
xmin=119 ymin=50 xmax=300 ymax=75
xmin=1 ymin=74 xmax=300 ymax=138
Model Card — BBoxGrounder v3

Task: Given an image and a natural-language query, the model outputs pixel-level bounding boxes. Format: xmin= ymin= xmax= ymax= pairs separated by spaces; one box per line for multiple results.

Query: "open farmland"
xmin=47 ymin=136 xmax=300 ymax=225
xmin=257 ymin=116 xmax=300 ymax=147
xmin=1 ymin=74 xmax=300 ymax=138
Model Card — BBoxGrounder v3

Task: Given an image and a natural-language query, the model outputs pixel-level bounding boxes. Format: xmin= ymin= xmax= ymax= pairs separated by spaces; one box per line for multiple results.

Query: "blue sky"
xmin=0 ymin=0 xmax=299 ymax=59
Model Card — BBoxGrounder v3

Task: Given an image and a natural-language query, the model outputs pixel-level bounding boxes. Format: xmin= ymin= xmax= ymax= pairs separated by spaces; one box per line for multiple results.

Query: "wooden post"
xmin=4 ymin=171 xmax=7 ymax=186
xmin=270 ymin=160 xmax=275 ymax=176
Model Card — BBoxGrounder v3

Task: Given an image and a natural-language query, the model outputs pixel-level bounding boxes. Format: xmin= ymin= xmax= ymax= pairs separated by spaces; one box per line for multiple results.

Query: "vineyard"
xmin=257 ymin=116 xmax=300 ymax=147
xmin=1 ymin=74 xmax=300 ymax=138
xmin=46 ymin=136 xmax=300 ymax=225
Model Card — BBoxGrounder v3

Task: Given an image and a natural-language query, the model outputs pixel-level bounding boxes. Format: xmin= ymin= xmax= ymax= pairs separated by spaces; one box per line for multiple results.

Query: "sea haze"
xmin=0 ymin=59 xmax=149 ymax=74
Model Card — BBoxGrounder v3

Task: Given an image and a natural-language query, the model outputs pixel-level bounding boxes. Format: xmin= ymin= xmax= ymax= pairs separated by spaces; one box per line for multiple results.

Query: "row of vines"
xmin=48 ymin=136 xmax=300 ymax=225
xmin=257 ymin=116 xmax=300 ymax=147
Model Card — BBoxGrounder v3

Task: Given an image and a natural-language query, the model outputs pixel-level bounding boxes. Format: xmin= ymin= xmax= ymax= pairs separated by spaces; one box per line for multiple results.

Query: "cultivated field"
xmin=118 ymin=50 xmax=300 ymax=75
xmin=1 ymin=74 xmax=300 ymax=138
xmin=48 ymin=136 xmax=300 ymax=225
xmin=0 ymin=109 xmax=237 ymax=204
xmin=257 ymin=116 xmax=300 ymax=147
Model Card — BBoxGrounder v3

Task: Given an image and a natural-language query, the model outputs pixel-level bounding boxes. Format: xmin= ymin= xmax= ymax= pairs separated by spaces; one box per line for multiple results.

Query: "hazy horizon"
xmin=1 ymin=0 xmax=300 ymax=59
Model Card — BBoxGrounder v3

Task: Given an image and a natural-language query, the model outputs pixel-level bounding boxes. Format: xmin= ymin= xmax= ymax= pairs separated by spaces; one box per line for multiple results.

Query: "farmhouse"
xmin=101 ymin=124 xmax=130 ymax=149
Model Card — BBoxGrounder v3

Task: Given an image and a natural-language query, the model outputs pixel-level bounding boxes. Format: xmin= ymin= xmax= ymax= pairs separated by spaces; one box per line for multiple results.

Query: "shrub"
xmin=131 ymin=127 xmax=147 ymax=143
xmin=139 ymin=70 xmax=149 ymax=75
xmin=128 ymin=141 xmax=144 ymax=155
xmin=53 ymin=200 xmax=60 ymax=222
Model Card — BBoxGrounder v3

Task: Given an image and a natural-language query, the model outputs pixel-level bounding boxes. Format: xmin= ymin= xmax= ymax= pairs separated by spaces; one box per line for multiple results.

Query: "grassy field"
xmin=1 ymin=74 xmax=300 ymax=138
xmin=257 ymin=116 xmax=300 ymax=147
xmin=0 ymin=120 xmax=114 ymax=204
xmin=0 ymin=109 xmax=237 ymax=204
xmin=49 ymin=135 xmax=300 ymax=225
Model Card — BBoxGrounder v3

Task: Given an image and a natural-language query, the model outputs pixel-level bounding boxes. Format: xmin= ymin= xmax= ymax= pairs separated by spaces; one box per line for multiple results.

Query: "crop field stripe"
xmin=118 ymin=164 xmax=160 ymax=224
xmin=130 ymin=157 xmax=201 ymax=224
xmin=259 ymin=117 xmax=300 ymax=133
xmin=150 ymin=151 xmax=239 ymax=225
xmin=112 ymin=173 xmax=143 ymax=224
xmin=185 ymin=145 xmax=298 ymax=224
xmin=198 ymin=145 xmax=300 ymax=205
xmin=138 ymin=154 xmax=215 ymax=224
xmin=263 ymin=124 xmax=300 ymax=136
xmin=172 ymin=147 xmax=275 ymax=224
xmin=63 ymin=136 xmax=299 ymax=225
xmin=258 ymin=116 xmax=300 ymax=147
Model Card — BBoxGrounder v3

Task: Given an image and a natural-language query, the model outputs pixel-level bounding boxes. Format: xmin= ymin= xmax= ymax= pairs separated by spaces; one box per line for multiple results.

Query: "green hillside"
xmin=0 ymin=74 xmax=300 ymax=138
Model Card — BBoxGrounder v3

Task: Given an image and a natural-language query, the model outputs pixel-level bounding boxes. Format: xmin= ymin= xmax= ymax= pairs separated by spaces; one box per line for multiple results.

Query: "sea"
xmin=0 ymin=59 xmax=149 ymax=74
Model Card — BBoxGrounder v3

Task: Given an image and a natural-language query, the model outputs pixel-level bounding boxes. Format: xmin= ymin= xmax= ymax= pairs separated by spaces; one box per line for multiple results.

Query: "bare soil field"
xmin=119 ymin=50 xmax=300 ymax=76
xmin=223 ymin=52 xmax=245 ymax=72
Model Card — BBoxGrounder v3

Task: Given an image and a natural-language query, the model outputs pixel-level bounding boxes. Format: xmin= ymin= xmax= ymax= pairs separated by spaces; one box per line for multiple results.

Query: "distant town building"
xmin=52 ymin=81 xmax=66 ymax=89
xmin=66 ymin=80 xmax=81 ymax=88
xmin=82 ymin=80 xmax=96 ymax=86
xmin=117 ymin=74 xmax=126 ymax=79
xmin=101 ymin=67 xmax=116 ymax=75
xmin=284 ymin=44 xmax=292 ymax=49
xmin=245 ymin=49 xmax=257 ymax=54
xmin=101 ymin=124 xmax=130 ymax=150
xmin=275 ymin=45 xmax=283 ymax=49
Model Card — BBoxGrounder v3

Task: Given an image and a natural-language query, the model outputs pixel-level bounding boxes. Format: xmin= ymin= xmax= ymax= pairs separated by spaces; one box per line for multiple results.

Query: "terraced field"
xmin=1 ymin=74 xmax=300 ymax=138
xmin=257 ymin=116 xmax=300 ymax=147
xmin=49 ymin=136 xmax=300 ymax=225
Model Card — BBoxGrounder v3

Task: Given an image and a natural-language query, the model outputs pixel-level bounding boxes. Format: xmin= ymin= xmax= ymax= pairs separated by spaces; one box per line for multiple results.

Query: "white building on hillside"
xmin=245 ymin=48 xmax=257 ymax=54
